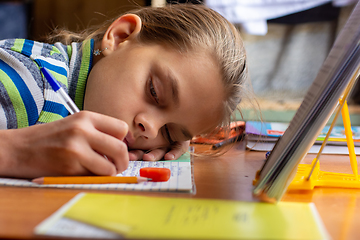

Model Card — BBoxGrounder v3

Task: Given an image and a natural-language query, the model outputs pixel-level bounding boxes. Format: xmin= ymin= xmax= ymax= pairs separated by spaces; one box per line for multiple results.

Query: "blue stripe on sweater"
xmin=34 ymin=59 xmax=67 ymax=77
xmin=21 ymin=39 xmax=34 ymax=56
xmin=43 ymin=100 xmax=69 ymax=118
xmin=0 ymin=59 xmax=39 ymax=126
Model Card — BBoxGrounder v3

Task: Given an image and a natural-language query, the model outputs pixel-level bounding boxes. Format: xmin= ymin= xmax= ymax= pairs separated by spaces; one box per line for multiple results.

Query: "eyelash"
xmin=149 ymin=78 xmax=159 ymax=104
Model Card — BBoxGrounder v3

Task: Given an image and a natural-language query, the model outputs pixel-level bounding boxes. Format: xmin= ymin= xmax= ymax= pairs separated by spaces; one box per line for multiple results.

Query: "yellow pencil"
xmin=32 ymin=176 xmax=151 ymax=184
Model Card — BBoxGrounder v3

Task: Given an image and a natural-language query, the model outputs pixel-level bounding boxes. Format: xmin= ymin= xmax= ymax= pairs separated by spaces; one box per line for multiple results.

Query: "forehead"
xmin=159 ymin=47 xmax=225 ymax=136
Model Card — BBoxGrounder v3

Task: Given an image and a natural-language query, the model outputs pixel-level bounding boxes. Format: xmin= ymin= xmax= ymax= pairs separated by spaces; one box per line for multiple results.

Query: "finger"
xmin=97 ymin=140 xmax=129 ymax=174
xmin=77 ymin=145 xmax=118 ymax=176
xmin=128 ymin=150 xmax=145 ymax=161
xmin=164 ymin=141 xmax=190 ymax=160
xmin=75 ymin=111 xmax=129 ymax=140
xmin=143 ymin=148 xmax=167 ymax=161
xmin=72 ymin=111 xmax=129 ymax=173
xmin=87 ymin=129 xmax=129 ymax=174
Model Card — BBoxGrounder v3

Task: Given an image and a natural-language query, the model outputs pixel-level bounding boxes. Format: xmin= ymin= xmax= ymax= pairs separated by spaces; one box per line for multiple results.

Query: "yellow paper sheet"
xmin=64 ymin=193 xmax=329 ymax=239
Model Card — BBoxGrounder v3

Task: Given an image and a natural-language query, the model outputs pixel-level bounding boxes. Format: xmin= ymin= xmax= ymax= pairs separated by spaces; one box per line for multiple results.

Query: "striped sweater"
xmin=0 ymin=39 xmax=94 ymax=129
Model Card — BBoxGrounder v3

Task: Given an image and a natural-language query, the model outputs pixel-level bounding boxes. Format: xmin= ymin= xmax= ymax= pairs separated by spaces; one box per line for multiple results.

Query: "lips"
xmin=124 ymin=132 xmax=134 ymax=148
xmin=123 ymin=138 xmax=129 ymax=148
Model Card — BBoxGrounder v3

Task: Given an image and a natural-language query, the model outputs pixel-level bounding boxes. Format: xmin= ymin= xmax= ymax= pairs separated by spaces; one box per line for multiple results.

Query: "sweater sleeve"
xmin=0 ymin=40 xmax=45 ymax=129
xmin=0 ymin=39 xmax=90 ymax=129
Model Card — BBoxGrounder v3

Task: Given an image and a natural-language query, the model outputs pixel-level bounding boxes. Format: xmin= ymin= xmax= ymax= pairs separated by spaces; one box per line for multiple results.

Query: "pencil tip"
xmin=137 ymin=176 xmax=152 ymax=183
xmin=32 ymin=177 xmax=44 ymax=184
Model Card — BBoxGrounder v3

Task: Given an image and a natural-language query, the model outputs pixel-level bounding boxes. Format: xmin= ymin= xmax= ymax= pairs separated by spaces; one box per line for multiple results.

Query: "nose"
xmin=134 ymin=113 xmax=161 ymax=140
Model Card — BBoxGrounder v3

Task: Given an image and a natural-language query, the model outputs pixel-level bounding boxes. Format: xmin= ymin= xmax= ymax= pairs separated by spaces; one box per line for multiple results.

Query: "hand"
xmin=0 ymin=111 xmax=129 ymax=178
xmin=128 ymin=140 xmax=190 ymax=161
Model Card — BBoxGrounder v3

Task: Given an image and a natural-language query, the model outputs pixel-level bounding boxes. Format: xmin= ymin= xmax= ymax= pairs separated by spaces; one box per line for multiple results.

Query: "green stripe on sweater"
xmin=38 ymin=111 xmax=64 ymax=123
xmin=0 ymin=69 xmax=28 ymax=128
xmin=11 ymin=39 xmax=25 ymax=53
xmin=74 ymin=40 xmax=92 ymax=110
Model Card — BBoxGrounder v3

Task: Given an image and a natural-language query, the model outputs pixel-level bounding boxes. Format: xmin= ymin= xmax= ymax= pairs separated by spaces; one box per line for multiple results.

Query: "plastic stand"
xmin=288 ymin=71 xmax=360 ymax=190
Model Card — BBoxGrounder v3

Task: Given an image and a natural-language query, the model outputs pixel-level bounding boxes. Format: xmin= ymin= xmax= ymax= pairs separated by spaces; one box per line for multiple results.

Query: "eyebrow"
xmin=169 ymin=74 xmax=179 ymax=107
xmin=161 ymin=68 xmax=179 ymax=107
xmin=156 ymin=65 xmax=193 ymax=140
xmin=165 ymin=71 xmax=193 ymax=139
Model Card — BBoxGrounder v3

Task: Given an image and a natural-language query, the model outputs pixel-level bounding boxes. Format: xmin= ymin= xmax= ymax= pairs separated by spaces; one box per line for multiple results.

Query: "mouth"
xmin=123 ymin=138 xmax=129 ymax=148
xmin=124 ymin=132 xmax=134 ymax=148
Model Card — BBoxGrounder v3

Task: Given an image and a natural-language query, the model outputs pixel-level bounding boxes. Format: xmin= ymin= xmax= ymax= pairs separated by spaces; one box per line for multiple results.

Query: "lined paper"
xmin=0 ymin=154 xmax=193 ymax=192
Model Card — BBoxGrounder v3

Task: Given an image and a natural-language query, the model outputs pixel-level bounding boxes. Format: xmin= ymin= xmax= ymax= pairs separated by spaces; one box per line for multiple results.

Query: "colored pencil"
xmin=212 ymin=134 xmax=245 ymax=150
xmin=32 ymin=176 xmax=151 ymax=184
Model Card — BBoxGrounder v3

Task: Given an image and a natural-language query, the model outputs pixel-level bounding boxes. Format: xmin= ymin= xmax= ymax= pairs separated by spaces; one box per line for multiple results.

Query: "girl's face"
xmin=84 ymin=41 xmax=225 ymax=150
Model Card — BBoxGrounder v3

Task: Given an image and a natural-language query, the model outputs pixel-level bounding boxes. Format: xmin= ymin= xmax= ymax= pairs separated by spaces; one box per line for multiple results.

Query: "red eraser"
xmin=139 ymin=167 xmax=171 ymax=182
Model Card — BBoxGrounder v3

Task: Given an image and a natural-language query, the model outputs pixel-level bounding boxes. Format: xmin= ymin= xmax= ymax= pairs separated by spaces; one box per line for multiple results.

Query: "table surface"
xmin=1 ymin=142 xmax=360 ymax=239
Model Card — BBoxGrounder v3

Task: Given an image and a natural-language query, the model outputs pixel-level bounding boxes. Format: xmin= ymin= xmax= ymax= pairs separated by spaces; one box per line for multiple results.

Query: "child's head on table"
xmin=0 ymin=4 xmax=248 ymax=178
xmin=76 ymin=4 xmax=248 ymax=151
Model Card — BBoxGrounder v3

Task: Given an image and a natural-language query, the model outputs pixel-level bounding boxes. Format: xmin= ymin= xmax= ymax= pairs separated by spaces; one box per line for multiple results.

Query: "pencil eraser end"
xmin=140 ymin=167 xmax=171 ymax=182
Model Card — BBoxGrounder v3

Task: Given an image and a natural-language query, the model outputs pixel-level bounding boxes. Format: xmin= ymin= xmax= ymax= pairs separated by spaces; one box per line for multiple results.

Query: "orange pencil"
xmin=32 ymin=176 xmax=151 ymax=185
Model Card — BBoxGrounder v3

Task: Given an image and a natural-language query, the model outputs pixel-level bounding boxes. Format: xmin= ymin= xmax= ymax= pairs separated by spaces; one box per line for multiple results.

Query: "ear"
xmin=101 ymin=14 xmax=142 ymax=54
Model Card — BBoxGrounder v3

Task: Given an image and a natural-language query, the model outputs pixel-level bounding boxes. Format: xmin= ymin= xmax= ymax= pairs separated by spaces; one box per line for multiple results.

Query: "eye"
xmin=149 ymin=78 xmax=159 ymax=104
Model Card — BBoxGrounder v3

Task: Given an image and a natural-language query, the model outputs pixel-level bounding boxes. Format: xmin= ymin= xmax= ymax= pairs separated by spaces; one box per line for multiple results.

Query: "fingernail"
xmin=144 ymin=153 xmax=155 ymax=161
xmin=129 ymin=152 xmax=137 ymax=161
xmin=165 ymin=153 xmax=175 ymax=160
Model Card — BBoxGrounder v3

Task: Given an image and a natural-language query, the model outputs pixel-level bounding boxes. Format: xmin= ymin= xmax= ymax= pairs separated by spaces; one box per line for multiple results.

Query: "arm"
xmin=0 ymin=111 xmax=129 ymax=179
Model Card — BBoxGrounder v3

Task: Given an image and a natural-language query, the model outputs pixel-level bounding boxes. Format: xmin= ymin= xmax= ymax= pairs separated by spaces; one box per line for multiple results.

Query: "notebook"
xmin=253 ymin=2 xmax=360 ymax=202
xmin=35 ymin=192 xmax=329 ymax=239
xmin=0 ymin=153 xmax=194 ymax=192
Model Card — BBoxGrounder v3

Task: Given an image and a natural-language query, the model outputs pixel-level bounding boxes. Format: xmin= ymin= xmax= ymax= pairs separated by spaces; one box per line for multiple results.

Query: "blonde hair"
xmin=48 ymin=4 xmax=248 ymax=141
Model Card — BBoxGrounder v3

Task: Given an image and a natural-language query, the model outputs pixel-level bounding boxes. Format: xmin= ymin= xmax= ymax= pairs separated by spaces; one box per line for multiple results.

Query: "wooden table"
xmin=0 ymin=142 xmax=360 ymax=239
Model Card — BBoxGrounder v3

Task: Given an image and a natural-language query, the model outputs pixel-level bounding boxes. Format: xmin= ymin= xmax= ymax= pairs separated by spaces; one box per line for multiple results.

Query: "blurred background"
xmin=0 ymin=0 xmax=359 ymax=123
xmin=205 ymin=0 xmax=359 ymax=123
xmin=0 ymin=0 xmax=147 ymax=41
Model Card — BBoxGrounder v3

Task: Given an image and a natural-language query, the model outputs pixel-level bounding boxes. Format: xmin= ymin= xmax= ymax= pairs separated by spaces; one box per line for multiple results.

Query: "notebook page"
xmin=0 ymin=154 xmax=193 ymax=192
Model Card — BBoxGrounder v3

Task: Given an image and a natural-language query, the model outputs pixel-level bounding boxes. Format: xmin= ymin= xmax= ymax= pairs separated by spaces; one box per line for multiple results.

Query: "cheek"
xmin=85 ymin=79 xmax=136 ymax=117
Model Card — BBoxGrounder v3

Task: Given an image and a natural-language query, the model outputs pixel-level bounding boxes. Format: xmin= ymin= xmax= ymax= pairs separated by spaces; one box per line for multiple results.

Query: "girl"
xmin=0 ymin=4 xmax=247 ymax=178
